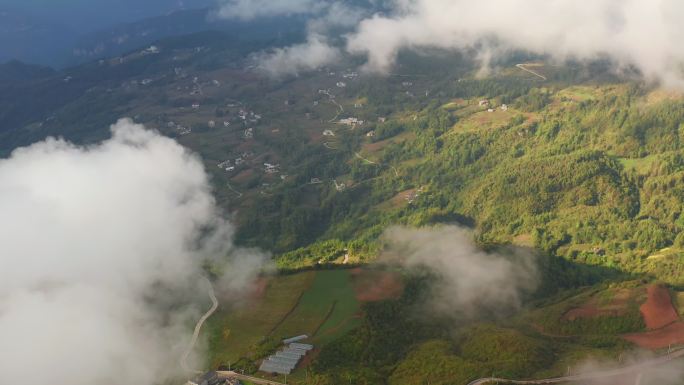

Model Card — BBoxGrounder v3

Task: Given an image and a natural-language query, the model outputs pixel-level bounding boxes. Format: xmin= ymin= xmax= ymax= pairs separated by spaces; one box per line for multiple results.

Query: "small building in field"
xmin=283 ymin=335 xmax=308 ymax=344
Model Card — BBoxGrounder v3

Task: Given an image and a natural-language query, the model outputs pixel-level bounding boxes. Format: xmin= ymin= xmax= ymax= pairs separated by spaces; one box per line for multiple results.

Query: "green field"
xmin=205 ymin=269 xmax=362 ymax=368
xmin=272 ymin=270 xmax=361 ymax=343
xmin=205 ymin=272 xmax=316 ymax=366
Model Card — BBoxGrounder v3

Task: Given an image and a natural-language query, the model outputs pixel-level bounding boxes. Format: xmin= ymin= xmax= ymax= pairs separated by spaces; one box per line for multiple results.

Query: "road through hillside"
xmin=181 ymin=277 xmax=219 ymax=374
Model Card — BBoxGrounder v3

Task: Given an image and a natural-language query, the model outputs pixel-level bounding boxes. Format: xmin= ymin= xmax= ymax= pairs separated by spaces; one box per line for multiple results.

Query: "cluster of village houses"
xmin=217 ymin=151 xmax=254 ymax=172
xmin=479 ymin=99 xmax=508 ymax=112
xmin=405 ymin=187 xmax=425 ymax=204
xmin=167 ymin=121 xmax=192 ymax=136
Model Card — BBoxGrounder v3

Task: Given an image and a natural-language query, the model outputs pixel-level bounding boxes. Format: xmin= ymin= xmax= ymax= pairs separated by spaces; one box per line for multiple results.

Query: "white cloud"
xmin=346 ymin=0 xmax=684 ymax=85
xmin=254 ymin=34 xmax=341 ymax=77
xmin=220 ymin=0 xmax=684 ymax=86
xmin=0 ymin=119 xmax=264 ymax=385
xmin=216 ymin=0 xmax=324 ymax=20
xmin=382 ymin=226 xmax=538 ymax=317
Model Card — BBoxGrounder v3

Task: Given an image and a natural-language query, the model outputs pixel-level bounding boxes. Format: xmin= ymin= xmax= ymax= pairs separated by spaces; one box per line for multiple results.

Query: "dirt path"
xmin=226 ymin=182 xmax=243 ymax=198
xmin=328 ymin=99 xmax=344 ymax=123
xmin=354 ymin=152 xmax=376 ymax=165
xmin=516 ymin=64 xmax=547 ymax=81
xmin=181 ymin=278 xmax=219 ymax=374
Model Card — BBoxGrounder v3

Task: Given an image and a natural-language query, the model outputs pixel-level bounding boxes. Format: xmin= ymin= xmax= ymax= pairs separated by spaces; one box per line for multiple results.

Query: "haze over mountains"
xmin=0 ymin=0 xmax=215 ymax=66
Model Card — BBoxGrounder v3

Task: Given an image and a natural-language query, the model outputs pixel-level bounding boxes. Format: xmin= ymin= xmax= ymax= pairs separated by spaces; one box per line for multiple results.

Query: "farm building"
xmin=283 ymin=335 xmax=308 ymax=344
xmin=258 ymin=343 xmax=315 ymax=375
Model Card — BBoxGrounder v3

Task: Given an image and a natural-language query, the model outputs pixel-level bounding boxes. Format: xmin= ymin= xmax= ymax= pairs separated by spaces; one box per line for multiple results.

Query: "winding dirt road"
xmin=467 ymin=348 xmax=684 ymax=385
xmin=181 ymin=277 xmax=219 ymax=374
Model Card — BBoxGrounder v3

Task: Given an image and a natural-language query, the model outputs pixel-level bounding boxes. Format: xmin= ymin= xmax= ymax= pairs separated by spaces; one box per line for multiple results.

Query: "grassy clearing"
xmin=205 ymin=272 xmax=315 ymax=366
xmin=450 ymin=108 xmax=512 ymax=133
xmin=618 ymin=155 xmax=659 ymax=175
xmin=672 ymin=291 xmax=684 ymax=317
xmin=272 ymin=270 xmax=360 ymax=343
xmin=556 ymin=86 xmax=600 ymax=102
xmin=206 ymin=270 xmax=362 ymax=369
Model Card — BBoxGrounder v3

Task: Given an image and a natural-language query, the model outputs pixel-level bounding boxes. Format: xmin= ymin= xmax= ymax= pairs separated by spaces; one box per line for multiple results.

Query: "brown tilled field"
xmin=562 ymin=288 xmax=635 ymax=321
xmin=624 ymin=322 xmax=684 ymax=350
xmin=622 ymin=285 xmax=683 ymax=349
xmin=351 ymin=268 xmax=404 ymax=302
xmin=641 ymin=285 xmax=679 ymax=330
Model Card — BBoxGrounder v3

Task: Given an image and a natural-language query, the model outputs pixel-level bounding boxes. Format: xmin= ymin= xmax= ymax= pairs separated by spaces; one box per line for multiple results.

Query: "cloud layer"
xmin=216 ymin=0 xmax=324 ymax=20
xmin=382 ymin=226 xmax=538 ymax=318
xmin=219 ymin=0 xmax=684 ymax=86
xmin=0 ymin=119 xmax=262 ymax=385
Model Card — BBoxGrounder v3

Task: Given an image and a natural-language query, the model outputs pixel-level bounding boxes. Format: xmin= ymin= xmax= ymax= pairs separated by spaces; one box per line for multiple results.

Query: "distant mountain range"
xmin=0 ymin=3 xmax=305 ymax=68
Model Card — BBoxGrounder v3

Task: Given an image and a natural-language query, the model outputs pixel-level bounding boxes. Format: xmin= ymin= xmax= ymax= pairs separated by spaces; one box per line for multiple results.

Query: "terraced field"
xmin=205 ymin=269 xmax=370 ymax=368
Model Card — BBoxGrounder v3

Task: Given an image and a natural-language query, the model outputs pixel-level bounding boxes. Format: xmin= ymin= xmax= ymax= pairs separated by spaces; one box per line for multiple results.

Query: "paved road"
xmin=516 ymin=64 xmax=547 ymax=81
xmin=217 ymin=370 xmax=286 ymax=385
xmin=467 ymin=348 xmax=684 ymax=385
xmin=181 ymin=277 xmax=219 ymax=374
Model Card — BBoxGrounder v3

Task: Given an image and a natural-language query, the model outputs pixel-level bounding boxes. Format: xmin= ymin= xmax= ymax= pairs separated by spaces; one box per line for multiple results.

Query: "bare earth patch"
xmin=622 ymin=285 xmax=683 ymax=350
xmin=624 ymin=322 xmax=684 ymax=350
xmin=640 ymin=285 xmax=678 ymax=330
xmin=351 ymin=268 xmax=404 ymax=302
xmin=562 ymin=288 xmax=635 ymax=321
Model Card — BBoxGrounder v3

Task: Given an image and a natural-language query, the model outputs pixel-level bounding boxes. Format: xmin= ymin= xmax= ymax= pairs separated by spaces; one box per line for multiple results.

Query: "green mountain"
xmin=3 ymin=34 xmax=684 ymax=384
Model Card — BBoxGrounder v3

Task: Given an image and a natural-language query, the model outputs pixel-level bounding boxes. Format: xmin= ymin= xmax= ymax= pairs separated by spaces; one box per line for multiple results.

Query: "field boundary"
xmin=312 ymin=301 xmax=337 ymax=337
xmin=267 ymin=290 xmax=306 ymax=336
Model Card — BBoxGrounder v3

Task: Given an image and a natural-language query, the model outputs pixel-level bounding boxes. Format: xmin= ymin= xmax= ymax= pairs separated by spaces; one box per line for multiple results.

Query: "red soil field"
xmin=351 ymin=268 xmax=404 ymax=302
xmin=641 ymin=285 xmax=678 ymax=330
xmin=622 ymin=285 xmax=682 ymax=350
xmin=563 ymin=305 xmax=604 ymax=321
xmin=562 ymin=289 xmax=633 ymax=321
xmin=624 ymin=322 xmax=684 ymax=350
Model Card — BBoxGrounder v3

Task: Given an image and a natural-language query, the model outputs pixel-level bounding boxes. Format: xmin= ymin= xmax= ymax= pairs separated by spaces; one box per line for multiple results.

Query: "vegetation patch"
xmin=389 ymin=340 xmax=480 ymax=385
